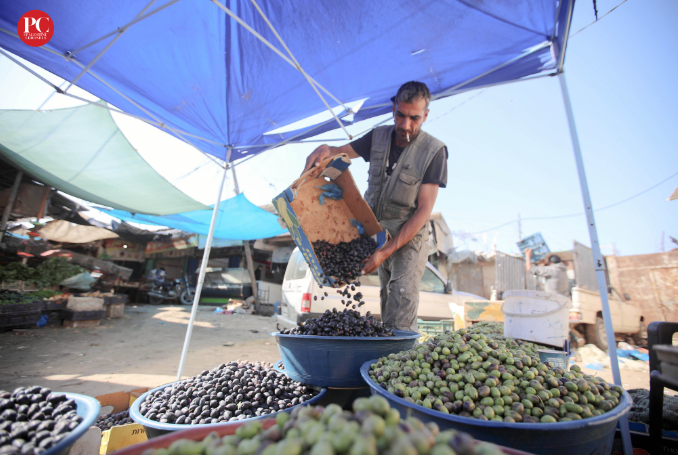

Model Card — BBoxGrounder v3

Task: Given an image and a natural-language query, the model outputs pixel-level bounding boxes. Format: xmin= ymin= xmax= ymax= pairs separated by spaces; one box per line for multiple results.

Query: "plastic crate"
xmin=417 ymin=319 xmax=454 ymax=337
xmin=44 ymin=299 xmax=68 ymax=311
xmin=62 ymin=309 xmax=106 ymax=321
xmin=0 ymin=312 xmax=41 ymax=329
xmin=0 ymin=300 xmax=44 ymax=315
xmin=104 ymin=295 xmax=128 ymax=305
xmin=516 ymin=232 xmax=550 ymax=263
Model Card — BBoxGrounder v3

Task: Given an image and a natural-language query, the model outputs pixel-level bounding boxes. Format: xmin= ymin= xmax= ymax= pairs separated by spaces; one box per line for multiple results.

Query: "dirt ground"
xmin=0 ymin=305 xmax=656 ymax=398
xmin=0 ymin=304 xmax=282 ymax=397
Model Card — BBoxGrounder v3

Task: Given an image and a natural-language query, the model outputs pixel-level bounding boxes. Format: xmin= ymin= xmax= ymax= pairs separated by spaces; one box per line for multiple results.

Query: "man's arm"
xmin=524 ymin=248 xmax=533 ymax=274
xmin=301 ymin=144 xmax=359 ymax=175
xmin=361 ymin=183 xmax=439 ymax=275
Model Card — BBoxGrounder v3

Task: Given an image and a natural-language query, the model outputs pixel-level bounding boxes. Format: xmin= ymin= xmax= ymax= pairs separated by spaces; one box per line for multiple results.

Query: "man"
xmin=254 ymin=265 xmax=263 ymax=281
xmin=147 ymin=267 xmax=166 ymax=285
xmin=301 ymin=81 xmax=447 ymax=331
xmin=525 ymin=248 xmax=570 ymax=297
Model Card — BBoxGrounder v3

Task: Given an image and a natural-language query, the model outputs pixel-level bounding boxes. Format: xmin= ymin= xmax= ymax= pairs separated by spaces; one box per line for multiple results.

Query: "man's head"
xmin=548 ymin=255 xmax=562 ymax=264
xmin=257 ymin=265 xmax=263 ymax=270
xmin=392 ymin=81 xmax=431 ymax=143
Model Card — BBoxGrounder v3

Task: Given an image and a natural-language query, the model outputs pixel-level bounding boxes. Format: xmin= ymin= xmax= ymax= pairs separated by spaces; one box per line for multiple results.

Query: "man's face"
xmin=393 ymin=97 xmax=429 ymax=142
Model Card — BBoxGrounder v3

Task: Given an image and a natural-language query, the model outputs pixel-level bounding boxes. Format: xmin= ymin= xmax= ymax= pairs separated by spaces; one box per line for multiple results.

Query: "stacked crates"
xmin=417 ymin=319 xmax=454 ymax=337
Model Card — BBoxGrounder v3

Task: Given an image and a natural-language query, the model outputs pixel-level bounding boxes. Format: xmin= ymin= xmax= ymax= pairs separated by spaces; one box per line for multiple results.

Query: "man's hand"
xmin=524 ymin=248 xmax=533 ymax=273
xmin=360 ymin=249 xmax=391 ymax=275
xmin=301 ymin=143 xmax=360 ymax=175
xmin=302 ymin=144 xmax=332 ymax=175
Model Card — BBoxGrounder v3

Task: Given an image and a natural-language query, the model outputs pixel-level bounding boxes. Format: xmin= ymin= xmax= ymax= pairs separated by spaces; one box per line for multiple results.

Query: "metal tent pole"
xmin=558 ymin=72 xmax=633 ymax=455
xmin=230 ymin=167 xmax=260 ymax=313
xmin=176 ymin=149 xmax=231 ymax=380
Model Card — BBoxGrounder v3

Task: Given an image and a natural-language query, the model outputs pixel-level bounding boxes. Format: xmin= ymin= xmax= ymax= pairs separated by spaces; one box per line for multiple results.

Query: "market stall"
xmin=0 ymin=0 xmax=652 ymax=453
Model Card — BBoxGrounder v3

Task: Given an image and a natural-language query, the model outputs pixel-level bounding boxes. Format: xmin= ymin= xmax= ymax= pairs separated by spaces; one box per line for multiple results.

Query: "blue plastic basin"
xmin=130 ymin=381 xmax=327 ymax=438
xmin=45 ymin=392 xmax=101 ymax=455
xmin=360 ymin=360 xmax=632 ymax=455
xmin=272 ymin=330 xmax=420 ymax=388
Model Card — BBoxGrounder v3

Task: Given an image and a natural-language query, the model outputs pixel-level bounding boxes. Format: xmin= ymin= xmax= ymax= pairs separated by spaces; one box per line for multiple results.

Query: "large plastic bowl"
xmin=360 ymin=360 xmax=632 ymax=455
xmin=45 ymin=392 xmax=101 ymax=455
xmin=272 ymin=330 xmax=420 ymax=388
xmin=130 ymin=381 xmax=327 ymax=439
xmin=108 ymin=417 xmax=535 ymax=455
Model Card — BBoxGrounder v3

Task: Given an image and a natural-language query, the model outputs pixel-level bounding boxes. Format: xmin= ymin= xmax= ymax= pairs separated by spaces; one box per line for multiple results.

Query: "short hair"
xmin=392 ymin=81 xmax=431 ymax=109
xmin=548 ymin=255 xmax=562 ymax=264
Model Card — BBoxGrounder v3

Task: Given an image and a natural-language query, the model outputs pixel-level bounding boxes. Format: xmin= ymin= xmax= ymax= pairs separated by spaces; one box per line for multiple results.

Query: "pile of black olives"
xmin=278 ymin=308 xmax=394 ymax=337
xmin=95 ymin=410 xmax=133 ymax=431
xmin=313 ymin=235 xmax=377 ymax=284
xmin=138 ymin=362 xmax=318 ymax=425
xmin=0 ymin=387 xmax=82 ymax=455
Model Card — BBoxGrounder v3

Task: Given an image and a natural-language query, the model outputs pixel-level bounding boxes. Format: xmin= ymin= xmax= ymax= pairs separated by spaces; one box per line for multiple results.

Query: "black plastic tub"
xmin=271 ymin=329 xmax=420 ymax=388
xmin=130 ymin=382 xmax=327 ymax=439
xmin=360 ymin=360 xmax=632 ymax=455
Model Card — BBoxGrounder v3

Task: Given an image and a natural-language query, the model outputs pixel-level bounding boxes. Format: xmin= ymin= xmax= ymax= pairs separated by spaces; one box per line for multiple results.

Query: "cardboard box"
xmin=273 ymin=155 xmax=387 ymax=287
xmin=67 ymin=296 xmax=105 ymax=312
xmin=96 ymin=388 xmax=148 ymax=454
xmin=63 ymin=319 xmax=101 ymax=328
xmin=105 ymin=302 xmax=125 ymax=319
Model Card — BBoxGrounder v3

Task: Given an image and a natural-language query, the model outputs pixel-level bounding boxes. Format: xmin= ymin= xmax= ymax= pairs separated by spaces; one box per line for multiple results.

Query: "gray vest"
xmin=364 ymin=125 xmax=444 ymax=236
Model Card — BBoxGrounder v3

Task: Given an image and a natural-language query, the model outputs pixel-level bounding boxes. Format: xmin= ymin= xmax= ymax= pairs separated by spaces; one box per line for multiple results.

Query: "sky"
xmin=0 ymin=0 xmax=676 ymax=257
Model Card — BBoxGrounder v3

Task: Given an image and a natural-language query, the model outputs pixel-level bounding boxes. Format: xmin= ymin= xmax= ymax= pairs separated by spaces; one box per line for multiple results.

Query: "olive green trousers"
xmin=378 ymin=230 xmax=428 ymax=332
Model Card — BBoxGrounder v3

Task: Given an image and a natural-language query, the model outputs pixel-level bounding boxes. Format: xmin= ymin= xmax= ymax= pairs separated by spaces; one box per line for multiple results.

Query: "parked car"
xmin=201 ymin=267 xmax=253 ymax=299
xmin=569 ymin=286 xmax=645 ymax=349
xmin=277 ymin=248 xmax=485 ymax=326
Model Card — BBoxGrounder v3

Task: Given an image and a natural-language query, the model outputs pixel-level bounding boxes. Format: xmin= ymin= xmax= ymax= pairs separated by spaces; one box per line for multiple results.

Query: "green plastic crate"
xmin=417 ymin=319 xmax=454 ymax=337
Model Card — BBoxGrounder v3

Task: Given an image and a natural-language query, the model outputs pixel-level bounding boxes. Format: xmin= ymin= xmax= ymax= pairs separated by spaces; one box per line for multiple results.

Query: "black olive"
xmin=46 ymin=394 xmax=66 ymax=406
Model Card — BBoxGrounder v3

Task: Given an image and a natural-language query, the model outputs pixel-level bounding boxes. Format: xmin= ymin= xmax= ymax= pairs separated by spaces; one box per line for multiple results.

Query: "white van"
xmin=277 ymin=247 xmax=484 ymax=326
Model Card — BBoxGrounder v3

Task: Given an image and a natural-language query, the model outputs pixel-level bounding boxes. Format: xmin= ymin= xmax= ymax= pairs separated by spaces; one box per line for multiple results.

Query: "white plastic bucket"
xmin=501 ymin=290 xmax=572 ymax=348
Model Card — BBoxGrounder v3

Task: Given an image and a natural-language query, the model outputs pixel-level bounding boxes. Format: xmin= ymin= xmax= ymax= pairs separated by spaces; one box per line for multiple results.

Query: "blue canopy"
xmin=0 ymin=0 xmax=574 ymax=161
xmin=102 ymin=193 xmax=285 ymax=240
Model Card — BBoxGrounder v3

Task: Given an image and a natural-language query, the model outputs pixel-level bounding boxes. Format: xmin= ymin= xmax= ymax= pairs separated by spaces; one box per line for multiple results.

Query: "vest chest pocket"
xmin=389 ymin=172 xmax=420 ymax=207
xmin=369 ymin=147 xmax=387 ymax=176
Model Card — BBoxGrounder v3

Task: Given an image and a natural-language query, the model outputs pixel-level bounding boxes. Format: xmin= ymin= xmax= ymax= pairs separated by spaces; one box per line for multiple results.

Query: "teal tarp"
xmin=0 ymin=103 xmax=209 ymax=215
xmin=103 ymin=194 xmax=285 ymax=241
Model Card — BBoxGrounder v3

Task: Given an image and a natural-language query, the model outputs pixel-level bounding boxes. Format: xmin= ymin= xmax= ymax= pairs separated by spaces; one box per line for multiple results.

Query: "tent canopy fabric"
xmin=102 ymin=193 xmax=286 ymax=241
xmin=36 ymin=220 xmax=119 ymax=243
xmin=0 ymin=103 xmax=209 ymax=215
xmin=0 ymin=0 xmax=574 ymax=161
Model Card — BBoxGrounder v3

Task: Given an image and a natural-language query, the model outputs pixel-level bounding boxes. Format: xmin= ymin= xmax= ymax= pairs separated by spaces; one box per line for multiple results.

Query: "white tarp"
xmin=37 ymin=220 xmax=118 ymax=243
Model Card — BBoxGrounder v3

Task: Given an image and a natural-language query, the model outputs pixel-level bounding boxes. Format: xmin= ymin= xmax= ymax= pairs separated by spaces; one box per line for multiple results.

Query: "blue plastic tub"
xmin=45 ymin=392 xmax=101 ymax=455
xmin=272 ymin=330 xmax=420 ymax=388
xmin=360 ymin=360 xmax=632 ymax=455
xmin=130 ymin=381 xmax=327 ymax=439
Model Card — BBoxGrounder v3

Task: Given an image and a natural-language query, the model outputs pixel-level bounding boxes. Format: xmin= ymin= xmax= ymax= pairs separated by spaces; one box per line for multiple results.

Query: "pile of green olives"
xmin=143 ymin=396 xmax=505 ymax=455
xmin=369 ymin=326 xmax=624 ymax=423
